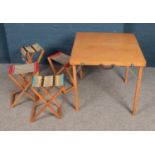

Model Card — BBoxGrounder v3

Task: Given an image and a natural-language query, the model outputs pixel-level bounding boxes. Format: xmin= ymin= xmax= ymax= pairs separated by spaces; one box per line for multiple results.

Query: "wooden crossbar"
xmin=31 ymin=86 xmax=64 ymax=122
xmin=8 ymin=63 xmax=39 ymax=108
xmin=9 ymin=74 xmax=36 ymax=107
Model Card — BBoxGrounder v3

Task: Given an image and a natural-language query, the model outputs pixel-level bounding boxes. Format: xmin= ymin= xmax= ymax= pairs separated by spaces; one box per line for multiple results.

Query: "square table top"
xmin=70 ymin=32 xmax=146 ymax=67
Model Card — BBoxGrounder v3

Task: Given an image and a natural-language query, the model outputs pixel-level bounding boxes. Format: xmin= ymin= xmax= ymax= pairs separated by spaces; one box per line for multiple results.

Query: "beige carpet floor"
xmin=0 ymin=64 xmax=155 ymax=130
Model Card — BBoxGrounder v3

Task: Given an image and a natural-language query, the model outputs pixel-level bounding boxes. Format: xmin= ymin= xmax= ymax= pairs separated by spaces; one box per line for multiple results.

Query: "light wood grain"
xmin=70 ymin=32 xmax=146 ymax=115
xmin=70 ymin=32 xmax=146 ymax=67
xmin=132 ymin=67 xmax=143 ymax=115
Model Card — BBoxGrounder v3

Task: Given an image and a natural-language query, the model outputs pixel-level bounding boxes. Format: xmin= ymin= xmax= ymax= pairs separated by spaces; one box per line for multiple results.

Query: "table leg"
xmin=79 ymin=66 xmax=83 ymax=80
xmin=72 ymin=65 xmax=79 ymax=111
xmin=132 ymin=67 xmax=143 ymax=115
xmin=125 ymin=66 xmax=129 ymax=83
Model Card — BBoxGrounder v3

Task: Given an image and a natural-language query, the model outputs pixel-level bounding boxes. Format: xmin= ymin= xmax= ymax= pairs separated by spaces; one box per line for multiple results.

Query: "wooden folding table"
xmin=70 ymin=32 xmax=146 ymax=115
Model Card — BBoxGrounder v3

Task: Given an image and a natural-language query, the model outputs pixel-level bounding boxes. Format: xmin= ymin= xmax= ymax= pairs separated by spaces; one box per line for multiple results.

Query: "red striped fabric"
xmin=48 ymin=51 xmax=62 ymax=59
xmin=8 ymin=65 xmax=15 ymax=74
xmin=34 ymin=62 xmax=39 ymax=73
xmin=65 ymin=63 xmax=70 ymax=68
xmin=8 ymin=63 xmax=39 ymax=75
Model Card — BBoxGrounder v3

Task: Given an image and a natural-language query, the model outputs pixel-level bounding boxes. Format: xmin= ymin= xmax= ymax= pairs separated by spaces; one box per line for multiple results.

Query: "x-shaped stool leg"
xmin=31 ymin=87 xmax=64 ymax=122
xmin=9 ymin=74 xmax=36 ymax=107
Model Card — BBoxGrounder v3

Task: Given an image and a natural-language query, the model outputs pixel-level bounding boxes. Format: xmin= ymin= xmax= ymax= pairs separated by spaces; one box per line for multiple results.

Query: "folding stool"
xmin=8 ymin=62 xmax=39 ymax=107
xmin=21 ymin=43 xmax=44 ymax=63
xmin=31 ymin=74 xmax=65 ymax=122
xmin=47 ymin=51 xmax=83 ymax=94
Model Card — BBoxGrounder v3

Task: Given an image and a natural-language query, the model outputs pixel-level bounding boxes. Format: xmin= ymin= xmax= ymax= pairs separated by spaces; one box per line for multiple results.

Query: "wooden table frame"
xmin=70 ymin=32 xmax=146 ymax=115
xmin=72 ymin=65 xmax=143 ymax=115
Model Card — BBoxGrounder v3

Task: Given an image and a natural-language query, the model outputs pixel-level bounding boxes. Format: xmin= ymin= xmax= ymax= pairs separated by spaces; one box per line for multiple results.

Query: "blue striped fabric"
xmin=32 ymin=74 xmax=65 ymax=87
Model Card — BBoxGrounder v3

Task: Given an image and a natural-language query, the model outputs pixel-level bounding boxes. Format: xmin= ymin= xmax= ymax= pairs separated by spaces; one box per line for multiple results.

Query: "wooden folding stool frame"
xmin=21 ymin=43 xmax=45 ymax=64
xmin=47 ymin=51 xmax=83 ymax=94
xmin=31 ymin=74 xmax=65 ymax=122
xmin=8 ymin=63 xmax=39 ymax=108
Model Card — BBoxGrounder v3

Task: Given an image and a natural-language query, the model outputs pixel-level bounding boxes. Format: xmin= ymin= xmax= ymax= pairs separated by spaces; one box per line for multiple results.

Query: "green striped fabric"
xmin=32 ymin=74 xmax=65 ymax=87
xmin=32 ymin=76 xmax=43 ymax=87
xmin=55 ymin=74 xmax=65 ymax=86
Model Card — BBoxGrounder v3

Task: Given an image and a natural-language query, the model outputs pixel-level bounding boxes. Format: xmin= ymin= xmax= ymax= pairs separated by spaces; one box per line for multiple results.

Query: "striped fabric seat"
xmin=32 ymin=74 xmax=65 ymax=87
xmin=8 ymin=62 xmax=39 ymax=75
xmin=21 ymin=43 xmax=44 ymax=62
xmin=55 ymin=74 xmax=65 ymax=86
xmin=21 ymin=46 xmax=35 ymax=61
xmin=48 ymin=51 xmax=70 ymax=65
xmin=31 ymin=43 xmax=44 ymax=52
